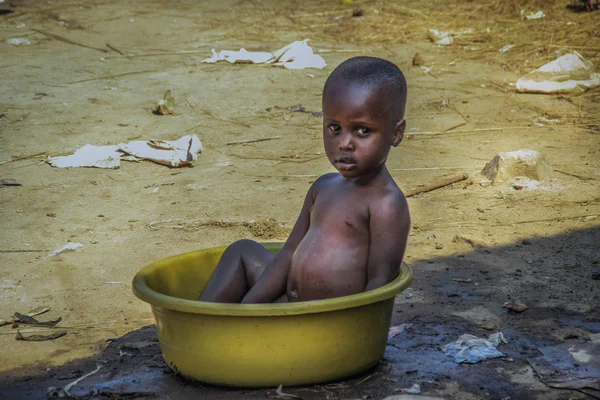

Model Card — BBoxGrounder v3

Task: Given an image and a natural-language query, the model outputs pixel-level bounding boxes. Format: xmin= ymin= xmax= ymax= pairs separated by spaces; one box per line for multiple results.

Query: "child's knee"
xmin=227 ymin=239 xmax=258 ymax=253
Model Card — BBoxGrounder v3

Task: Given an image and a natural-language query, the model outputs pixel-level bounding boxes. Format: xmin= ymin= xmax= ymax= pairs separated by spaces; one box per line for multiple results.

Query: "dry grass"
xmin=148 ymin=217 xmax=291 ymax=239
xmin=231 ymin=0 xmax=599 ymax=67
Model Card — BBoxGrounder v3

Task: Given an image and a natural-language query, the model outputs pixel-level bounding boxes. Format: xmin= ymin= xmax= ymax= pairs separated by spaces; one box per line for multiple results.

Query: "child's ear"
xmin=392 ymin=119 xmax=406 ymax=147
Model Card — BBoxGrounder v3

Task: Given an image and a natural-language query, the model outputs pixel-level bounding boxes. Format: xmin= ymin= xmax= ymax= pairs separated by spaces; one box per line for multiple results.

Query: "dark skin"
xmin=199 ymin=79 xmax=411 ymax=304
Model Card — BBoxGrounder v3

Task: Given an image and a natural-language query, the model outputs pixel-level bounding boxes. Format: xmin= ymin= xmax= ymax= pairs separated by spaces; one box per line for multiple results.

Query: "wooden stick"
xmin=444 ymin=121 xmax=468 ymax=132
xmin=428 ymin=214 xmax=598 ymax=228
xmin=547 ymin=44 xmax=600 ymax=51
xmin=407 ymin=126 xmax=529 ymax=136
xmin=405 ymin=172 xmax=469 ymax=197
xmin=102 ymin=49 xmax=211 ymax=59
xmin=556 ymin=216 xmax=583 ymax=253
xmin=554 ymin=168 xmax=598 ymax=181
xmin=0 ymin=250 xmax=47 ymax=253
xmin=105 ymin=43 xmax=127 ymax=56
xmin=394 ymin=166 xmax=480 ymax=171
xmin=69 ymin=70 xmax=157 ymax=84
xmin=226 ymin=136 xmax=281 ymax=145
xmin=0 ymin=152 xmax=47 ymax=166
xmin=31 ymin=29 xmax=108 ymax=53
xmin=317 ymin=49 xmax=363 ymax=53
xmin=6 ymin=3 xmax=83 ymax=18
xmin=407 ymin=124 xmax=593 ymax=138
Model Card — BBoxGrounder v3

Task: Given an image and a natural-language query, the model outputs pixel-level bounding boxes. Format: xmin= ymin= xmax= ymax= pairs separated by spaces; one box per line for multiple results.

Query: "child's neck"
xmin=345 ymin=164 xmax=389 ymax=186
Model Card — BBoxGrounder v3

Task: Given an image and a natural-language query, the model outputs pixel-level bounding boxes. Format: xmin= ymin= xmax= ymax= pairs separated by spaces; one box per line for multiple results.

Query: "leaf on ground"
xmin=0 ymin=307 xmax=50 ymax=327
xmin=14 ymin=312 xmax=62 ymax=326
xmin=16 ymin=330 xmax=67 ymax=341
xmin=274 ymin=385 xmax=303 ymax=399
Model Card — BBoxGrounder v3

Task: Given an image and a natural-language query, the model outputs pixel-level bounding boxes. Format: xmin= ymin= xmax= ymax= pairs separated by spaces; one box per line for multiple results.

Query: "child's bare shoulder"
xmin=309 ymin=172 xmax=340 ymax=193
xmin=369 ymin=182 xmax=410 ymax=224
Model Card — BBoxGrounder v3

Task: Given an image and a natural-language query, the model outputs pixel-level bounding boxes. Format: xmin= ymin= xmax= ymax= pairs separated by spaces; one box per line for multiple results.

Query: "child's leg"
xmin=198 ymin=240 xmax=273 ymax=303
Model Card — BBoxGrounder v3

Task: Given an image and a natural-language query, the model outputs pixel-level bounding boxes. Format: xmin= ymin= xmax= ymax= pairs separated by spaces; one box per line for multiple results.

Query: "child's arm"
xmin=364 ymin=193 xmax=410 ymax=292
xmin=241 ymin=184 xmax=316 ymax=304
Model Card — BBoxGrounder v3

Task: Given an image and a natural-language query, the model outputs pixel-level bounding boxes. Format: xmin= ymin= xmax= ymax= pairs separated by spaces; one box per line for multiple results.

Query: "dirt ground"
xmin=1 ymin=0 xmax=599 ymax=399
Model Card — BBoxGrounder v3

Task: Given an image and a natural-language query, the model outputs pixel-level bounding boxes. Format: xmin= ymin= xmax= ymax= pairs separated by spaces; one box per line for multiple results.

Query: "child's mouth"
xmin=336 ymin=155 xmax=357 ymax=170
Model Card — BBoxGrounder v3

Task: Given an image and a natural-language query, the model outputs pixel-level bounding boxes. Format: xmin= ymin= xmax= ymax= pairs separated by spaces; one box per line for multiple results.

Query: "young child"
xmin=199 ymin=56 xmax=411 ymax=304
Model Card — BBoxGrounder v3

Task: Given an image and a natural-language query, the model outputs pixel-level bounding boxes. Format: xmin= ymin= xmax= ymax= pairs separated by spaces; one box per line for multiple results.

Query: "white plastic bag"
xmin=516 ymin=52 xmax=600 ymax=94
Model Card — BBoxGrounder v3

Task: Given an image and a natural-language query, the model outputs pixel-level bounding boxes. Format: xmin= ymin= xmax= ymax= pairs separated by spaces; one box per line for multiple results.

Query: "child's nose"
xmin=339 ymin=132 xmax=354 ymax=151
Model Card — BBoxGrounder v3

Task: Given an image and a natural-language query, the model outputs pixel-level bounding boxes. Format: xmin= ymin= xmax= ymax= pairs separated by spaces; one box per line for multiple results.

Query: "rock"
xmin=412 ymin=53 xmax=425 ymax=66
xmin=153 ymin=89 xmax=175 ymax=115
xmin=452 ymin=234 xmax=488 ymax=248
xmin=481 ymin=149 xmax=552 ymax=185
xmin=503 ymin=302 xmax=528 ymax=313
xmin=452 ymin=306 xmax=502 ymax=330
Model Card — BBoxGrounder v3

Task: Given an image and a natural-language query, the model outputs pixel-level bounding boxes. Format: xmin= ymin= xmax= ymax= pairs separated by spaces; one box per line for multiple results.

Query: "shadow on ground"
xmin=1 ymin=226 xmax=599 ymax=400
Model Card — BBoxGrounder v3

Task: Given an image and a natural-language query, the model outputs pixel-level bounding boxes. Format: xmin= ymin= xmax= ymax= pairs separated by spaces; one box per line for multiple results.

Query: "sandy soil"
xmin=0 ymin=1 xmax=599 ymax=399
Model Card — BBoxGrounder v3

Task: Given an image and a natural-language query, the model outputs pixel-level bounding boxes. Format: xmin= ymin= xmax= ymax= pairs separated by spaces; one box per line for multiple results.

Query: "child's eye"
xmin=328 ymin=124 xmax=341 ymax=133
xmin=357 ymin=127 xmax=371 ymax=136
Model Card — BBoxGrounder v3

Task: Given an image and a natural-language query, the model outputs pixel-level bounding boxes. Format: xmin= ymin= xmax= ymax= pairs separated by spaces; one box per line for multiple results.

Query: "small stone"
xmin=412 ymin=53 xmax=425 ymax=66
xmin=153 ymin=89 xmax=175 ymax=115
xmin=521 ymin=239 xmax=532 ymax=245
xmin=564 ymin=333 xmax=579 ymax=340
xmin=503 ymin=302 xmax=528 ymax=313
xmin=481 ymin=149 xmax=552 ymax=185
xmin=453 ymin=234 xmax=488 ymax=248
xmin=435 ymin=243 xmax=444 ymax=249
xmin=452 ymin=278 xmax=473 ymax=283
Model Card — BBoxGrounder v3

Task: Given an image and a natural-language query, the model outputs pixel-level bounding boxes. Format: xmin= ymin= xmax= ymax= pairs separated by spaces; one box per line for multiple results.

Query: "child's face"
xmin=322 ymin=82 xmax=405 ymax=179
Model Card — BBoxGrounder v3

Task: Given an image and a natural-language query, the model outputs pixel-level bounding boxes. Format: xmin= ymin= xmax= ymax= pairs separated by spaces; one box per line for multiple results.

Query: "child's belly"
xmin=287 ymin=227 xmax=368 ymax=301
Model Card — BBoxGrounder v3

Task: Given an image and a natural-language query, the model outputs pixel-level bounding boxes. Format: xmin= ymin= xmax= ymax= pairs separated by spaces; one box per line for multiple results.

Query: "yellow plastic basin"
xmin=132 ymin=242 xmax=412 ymax=387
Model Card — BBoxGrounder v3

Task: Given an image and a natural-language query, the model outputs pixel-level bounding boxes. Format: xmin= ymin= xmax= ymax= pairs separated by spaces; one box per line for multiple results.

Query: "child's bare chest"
xmin=309 ymin=189 xmax=370 ymax=232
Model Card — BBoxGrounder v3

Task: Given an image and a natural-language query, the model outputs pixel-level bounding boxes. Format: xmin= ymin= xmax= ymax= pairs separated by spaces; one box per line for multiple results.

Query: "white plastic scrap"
xmin=118 ymin=134 xmax=204 ymax=168
xmin=48 ymin=144 xmax=121 ymax=169
xmin=48 ymin=135 xmax=204 ymax=169
xmin=499 ymin=44 xmax=514 ymax=53
xmin=427 ymin=28 xmax=473 ymax=46
xmin=202 ymin=40 xmax=326 ymax=69
xmin=270 ymin=40 xmax=327 ymax=69
xmin=49 ymin=242 xmax=83 ymax=257
xmin=443 ymin=332 xmax=508 ymax=364
xmin=204 ymin=48 xmax=273 ymax=64
xmin=6 ymin=37 xmax=31 ymax=46
xmin=521 ymin=10 xmax=546 ymax=20
xmin=401 ymin=383 xmax=422 ymax=395
xmin=516 ymin=52 xmax=600 ymax=94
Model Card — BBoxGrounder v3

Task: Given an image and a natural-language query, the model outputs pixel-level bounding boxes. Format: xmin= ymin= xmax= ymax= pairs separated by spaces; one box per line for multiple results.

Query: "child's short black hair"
xmin=323 ymin=56 xmax=407 ymax=119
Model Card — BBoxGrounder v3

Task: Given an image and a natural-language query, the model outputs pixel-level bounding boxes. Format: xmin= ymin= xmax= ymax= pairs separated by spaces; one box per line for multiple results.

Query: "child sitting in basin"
xmin=200 ymin=56 xmax=411 ymax=303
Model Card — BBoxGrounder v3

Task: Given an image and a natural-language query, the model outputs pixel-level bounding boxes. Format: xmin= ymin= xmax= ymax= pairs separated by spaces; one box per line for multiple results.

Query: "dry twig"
xmin=405 ymin=173 xmax=469 ymax=197
xmin=31 ymin=29 xmax=108 ymax=53
xmin=226 ymin=136 xmax=281 ymax=145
